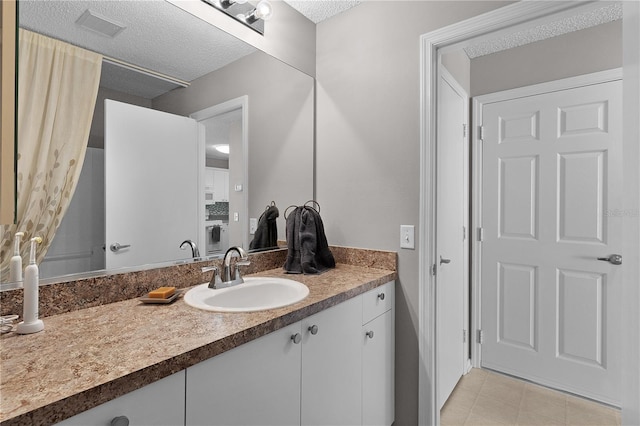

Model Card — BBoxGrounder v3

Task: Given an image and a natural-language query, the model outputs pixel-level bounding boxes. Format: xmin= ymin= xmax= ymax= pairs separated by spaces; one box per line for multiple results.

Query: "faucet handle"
xmin=232 ymin=264 xmax=246 ymax=285
xmin=203 ymin=266 xmax=222 ymax=289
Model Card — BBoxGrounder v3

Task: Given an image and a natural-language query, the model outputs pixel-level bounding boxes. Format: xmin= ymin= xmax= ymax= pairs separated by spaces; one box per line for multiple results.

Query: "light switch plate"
xmin=400 ymin=225 xmax=415 ymax=249
xmin=249 ymin=218 xmax=258 ymax=234
xmin=234 ymin=212 xmax=239 ymax=222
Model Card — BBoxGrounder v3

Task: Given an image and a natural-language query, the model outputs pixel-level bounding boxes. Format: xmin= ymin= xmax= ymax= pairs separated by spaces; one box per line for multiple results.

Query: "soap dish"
xmin=139 ymin=290 xmax=181 ymax=304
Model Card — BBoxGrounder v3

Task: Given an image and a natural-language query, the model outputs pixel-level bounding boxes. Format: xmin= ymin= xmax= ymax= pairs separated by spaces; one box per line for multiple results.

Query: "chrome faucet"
xmin=221 ymin=246 xmax=250 ymax=286
xmin=180 ymin=240 xmax=200 ymax=259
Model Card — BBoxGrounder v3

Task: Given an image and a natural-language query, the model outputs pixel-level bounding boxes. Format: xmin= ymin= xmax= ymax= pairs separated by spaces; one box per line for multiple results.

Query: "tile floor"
xmin=440 ymin=368 xmax=621 ymax=425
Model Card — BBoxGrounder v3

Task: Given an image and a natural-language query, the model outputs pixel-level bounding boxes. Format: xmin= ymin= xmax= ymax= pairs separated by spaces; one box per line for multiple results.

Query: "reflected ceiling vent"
xmin=76 ymin=9 xmax=126 ymax=38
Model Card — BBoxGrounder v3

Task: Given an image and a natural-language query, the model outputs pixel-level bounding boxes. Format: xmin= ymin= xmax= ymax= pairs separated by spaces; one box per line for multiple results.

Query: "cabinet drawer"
xmin=362 ymin=281 xmax=394 ymax=324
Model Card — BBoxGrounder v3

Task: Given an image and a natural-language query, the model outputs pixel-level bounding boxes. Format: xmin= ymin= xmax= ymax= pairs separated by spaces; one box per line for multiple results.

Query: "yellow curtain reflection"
xmin=0 ymin=29 xmax=101 ymax=280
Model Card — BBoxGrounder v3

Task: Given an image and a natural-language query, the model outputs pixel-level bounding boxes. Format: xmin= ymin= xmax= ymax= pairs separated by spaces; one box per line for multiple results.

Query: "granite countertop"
xmin=0 ymin=264 xmax=397 ymax=426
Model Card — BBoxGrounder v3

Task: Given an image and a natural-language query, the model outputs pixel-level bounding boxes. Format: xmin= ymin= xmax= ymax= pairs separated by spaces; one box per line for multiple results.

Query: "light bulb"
xmin=254 ymin=0 xmax=273 ymax=20
xmin=214 ymin=144 xmax=230 ymax=154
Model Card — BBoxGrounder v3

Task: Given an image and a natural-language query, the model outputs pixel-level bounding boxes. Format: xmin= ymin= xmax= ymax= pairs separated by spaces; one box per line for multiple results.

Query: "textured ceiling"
xmin=282 ymin=0 xmax=361 ymax=24
xmin=18 ymin=0 xmax=358 ymax=99
xmin=464 ymin=2 xmax=623 ymax=59
xmin=19 ymin=0 xmax=256 ymax=98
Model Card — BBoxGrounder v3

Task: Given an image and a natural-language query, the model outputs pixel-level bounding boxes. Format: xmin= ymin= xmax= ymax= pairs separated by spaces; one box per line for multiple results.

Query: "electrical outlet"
xmin=400 ymin=225 xmax=415 ymax=249
xmin=249 ymin=218 xmax=258 ymax=234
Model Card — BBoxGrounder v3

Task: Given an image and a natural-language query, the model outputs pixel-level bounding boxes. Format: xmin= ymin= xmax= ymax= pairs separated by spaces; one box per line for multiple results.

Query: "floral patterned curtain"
xmin=0 ymin=30 xmax=102 ymax=280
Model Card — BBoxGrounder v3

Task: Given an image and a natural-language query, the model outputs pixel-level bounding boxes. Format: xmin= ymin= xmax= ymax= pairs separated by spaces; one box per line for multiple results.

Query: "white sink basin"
xmin=184 ymin=277 xmax=309 ymax=312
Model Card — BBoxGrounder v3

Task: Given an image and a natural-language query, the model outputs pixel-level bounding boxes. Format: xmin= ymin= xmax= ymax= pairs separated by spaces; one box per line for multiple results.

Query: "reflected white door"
xmin=105 ymin=100 xmax=199 ymax=269
xmin=437 ymin=69 xmax=468 ymax=409
xmin=480 ymin=79 xmax=622 ymax=405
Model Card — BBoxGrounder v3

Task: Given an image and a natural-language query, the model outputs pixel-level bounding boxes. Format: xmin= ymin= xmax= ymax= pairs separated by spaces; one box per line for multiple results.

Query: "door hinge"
xmin=477 ymin=329 xmax=483 ymax=344
xmin=462 ymin=123 xmax=467 ymax=138
xmin=463 ymin=329 xmax=468 ymax=343
xmin=477 ymin=125 xmax=484 ymax=140
xmin=463 ymin=226 xmax=466 ymax=240
xmin=431 ymin=263 xmax=437 ymax=276
xmin=477 ymin=227 xmax=484 ymax=242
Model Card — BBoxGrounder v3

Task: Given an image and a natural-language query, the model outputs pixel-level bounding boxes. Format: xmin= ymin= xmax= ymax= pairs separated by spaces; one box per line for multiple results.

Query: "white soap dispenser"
xmin=9 ymin=231 xmax=25 ymax=283
xmin=16 ymin=237 xmax=44 ymax=335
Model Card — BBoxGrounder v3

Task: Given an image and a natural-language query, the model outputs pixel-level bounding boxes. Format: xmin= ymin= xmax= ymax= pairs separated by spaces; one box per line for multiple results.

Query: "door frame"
xmin=191 ymin=96 xmax=249 ymax=252
xmin=471 ymin=67 xmax=623 ymax=386
xmin=418 ymin=2 xmax=640 ymax=425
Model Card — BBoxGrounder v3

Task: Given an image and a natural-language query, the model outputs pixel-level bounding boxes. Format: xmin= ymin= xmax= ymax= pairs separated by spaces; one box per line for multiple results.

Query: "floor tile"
xmin=516 ymin=409 xmax=565 ymax=426
xmin=441 ymin=402 xmax=471 ymax=426
xmin=479 ymin=373 xmax=525 ymax=409
xmin=441 ymin=369 xmax=622 ymax=426
xmin=519 ymin=383 xmax=566 ymax=422
xmin=470 ymin=393 xmax=521 ymax=425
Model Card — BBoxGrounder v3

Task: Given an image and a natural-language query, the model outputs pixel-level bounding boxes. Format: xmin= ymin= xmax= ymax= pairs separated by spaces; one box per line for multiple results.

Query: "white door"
xmin=437 ymin=68 xmax=468 ymax=409
xmin=105 ymin=100 xmax=199 ymax=269
xmin=480 ymin=79 xmax=622 ymax=405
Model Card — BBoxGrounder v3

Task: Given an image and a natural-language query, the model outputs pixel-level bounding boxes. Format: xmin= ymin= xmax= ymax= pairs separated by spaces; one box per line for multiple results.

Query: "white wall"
xmin=471 ymin=20 xmax=622 ymax=96
xmin=315 ymin=2 xmax=511 ymax=424
xmin=88 ymin=87 xmax=152 ymax=149
xmin=622 ymin=1 xmax=640 ymax=423
xmin=441 ymin=50 xmax=471 ymax=95
xmin=153 ymin=51 xmax=314 ymax=244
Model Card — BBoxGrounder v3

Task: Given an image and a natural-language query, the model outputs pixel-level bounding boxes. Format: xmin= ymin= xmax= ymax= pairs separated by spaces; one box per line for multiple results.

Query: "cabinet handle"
xmin=378 ymin=293 xmax=385 ymax=301
xmin=308 ymin=325 xmax=319 ymax=335
xmin=291 ymin=333 xmax=302 ymax=344
xmin=111 ymin=416 xmax=130 ymax=426
xmin=366 ymin=331 xmax=374 ymax=339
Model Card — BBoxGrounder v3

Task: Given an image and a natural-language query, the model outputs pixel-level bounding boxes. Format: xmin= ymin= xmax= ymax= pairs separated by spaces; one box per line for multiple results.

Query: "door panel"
xmin=105 ymin=100 xmax=199 ymax=269
xmin=437 ymin=70 xmax=468 ymax=409
xmin=481 ymin=79 xmax=622 ymax=405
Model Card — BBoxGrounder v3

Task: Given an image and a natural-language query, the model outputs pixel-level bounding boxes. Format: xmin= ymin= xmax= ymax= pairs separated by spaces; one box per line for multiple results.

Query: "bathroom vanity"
xmin=0 ymin=249 xmax=396 ymax=426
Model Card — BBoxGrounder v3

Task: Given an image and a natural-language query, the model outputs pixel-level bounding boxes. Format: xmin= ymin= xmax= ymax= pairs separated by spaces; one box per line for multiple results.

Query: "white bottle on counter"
xmin=9 ymin=231 xmax=24 ymax=283
xmin=16 ymin=237 xmax=44 ymax=335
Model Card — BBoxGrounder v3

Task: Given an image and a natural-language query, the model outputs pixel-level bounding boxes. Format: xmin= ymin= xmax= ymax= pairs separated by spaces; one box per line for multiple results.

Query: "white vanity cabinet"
xmin=55 ymin=371 xmax=186 ymax=426
xmin=362 ymin=281 xmax=395 ymax=426
xmin=53 ymin=282 xmax=395 ymax=426
xmin=185 ymin=322 xmax=301 ymax=426
xmin=301 ymin=296 xmax=362 ymax=425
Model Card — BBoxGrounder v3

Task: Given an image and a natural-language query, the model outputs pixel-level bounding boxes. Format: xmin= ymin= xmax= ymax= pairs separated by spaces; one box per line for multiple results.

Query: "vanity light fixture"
xmin=201 ymin=0 xmax=273 ymax=35
xmin=219 ymin=0 xmax=248 ymax=9
xmin=239 ymin=1 xmax=274 ymax=24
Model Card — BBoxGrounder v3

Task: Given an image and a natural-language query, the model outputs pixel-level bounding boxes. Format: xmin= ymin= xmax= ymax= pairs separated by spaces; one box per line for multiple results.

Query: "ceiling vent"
xmin=76 ymin=9 xmax=126 ymax=38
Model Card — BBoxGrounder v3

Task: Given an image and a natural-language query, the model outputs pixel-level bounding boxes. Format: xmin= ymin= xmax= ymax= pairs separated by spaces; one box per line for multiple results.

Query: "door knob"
xmin=440 ymin=256 xmax=451 ymax=265
xmin=597 ymin=254 xmax=622 ymax=265
xmin=366 ymin=331 xmax=374 ymax=339
xmin=109 ymin=243 xmax=131 ymax=253
xmin=308 ymin=325 xmax=318 ymax=335
xmin=111 ymin=416 xmax=129 ymax=426
xmin=291 ymin=333 xmax=302 ymax=344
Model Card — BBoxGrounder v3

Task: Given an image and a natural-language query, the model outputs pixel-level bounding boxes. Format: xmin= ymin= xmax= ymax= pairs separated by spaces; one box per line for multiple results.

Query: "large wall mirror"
xmin=0 ymin=0 xmax=314 ymax=285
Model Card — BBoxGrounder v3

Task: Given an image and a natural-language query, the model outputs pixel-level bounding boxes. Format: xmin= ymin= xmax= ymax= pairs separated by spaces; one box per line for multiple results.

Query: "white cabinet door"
xmin=185 ymin=323 xmax=301 ymax=426
xmin=362 ymin=281 xmax=395 ymax=426
xmin=363 ymin=311 xmax=394 ymax=426
xmin=55 ymin=371 xmax=186 ymax=426
xmin=301 ymin=296 xmax=362 ymax=426
xmin=212 ymin=169 xmax=229 ymax=202
xmin=204 ymin=167 xmax=215 ymax=190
